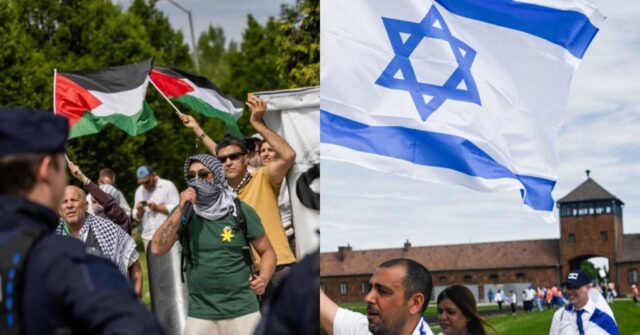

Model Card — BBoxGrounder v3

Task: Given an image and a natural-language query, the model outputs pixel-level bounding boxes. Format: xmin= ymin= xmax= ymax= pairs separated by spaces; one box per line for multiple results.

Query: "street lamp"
xmin=166 ymin=0 xmax=200 ymax=72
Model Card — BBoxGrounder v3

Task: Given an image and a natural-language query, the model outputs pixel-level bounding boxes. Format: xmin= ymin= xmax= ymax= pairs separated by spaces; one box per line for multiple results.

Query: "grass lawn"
xmin=339 ymin=300 xmax=640 ymax=334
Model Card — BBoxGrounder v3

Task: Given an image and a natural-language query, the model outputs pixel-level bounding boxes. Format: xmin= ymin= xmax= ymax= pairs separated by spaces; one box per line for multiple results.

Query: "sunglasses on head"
xmin=187 ymin=168 xmax=212 ymax=181
xmin=218 ymin=152 xmax=244 ymax=163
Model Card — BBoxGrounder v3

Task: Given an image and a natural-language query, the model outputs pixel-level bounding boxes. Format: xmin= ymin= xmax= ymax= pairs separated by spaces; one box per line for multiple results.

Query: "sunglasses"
xmin=187 ymin=168 xmax=212 ymax=181
xmin=218 ymin=152 xmax=244 ymax=163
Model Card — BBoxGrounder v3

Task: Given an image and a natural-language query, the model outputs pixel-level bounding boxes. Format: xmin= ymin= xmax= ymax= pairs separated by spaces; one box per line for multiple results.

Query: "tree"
xmin=277 ymin=0 xmax=320 ymax=87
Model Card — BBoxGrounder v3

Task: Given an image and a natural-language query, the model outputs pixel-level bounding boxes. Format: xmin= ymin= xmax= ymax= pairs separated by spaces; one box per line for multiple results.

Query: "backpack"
xmin=0 ymin=225 xmax=49 ymax=334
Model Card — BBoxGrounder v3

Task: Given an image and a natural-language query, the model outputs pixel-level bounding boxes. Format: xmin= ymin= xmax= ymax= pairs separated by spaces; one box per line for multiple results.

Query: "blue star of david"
xmin=376 ymin=5 xmax=481 ymax=121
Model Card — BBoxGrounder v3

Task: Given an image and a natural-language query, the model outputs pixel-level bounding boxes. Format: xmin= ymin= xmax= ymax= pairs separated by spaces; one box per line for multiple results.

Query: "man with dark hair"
xmin=0 ymin=107 xmax=163 ymax=334
xmin=244 ymin=135 xmax=263 ymax=170
xmin=97 ymin=167 xmax=131 ymax=216
xmin=320 ymin=258 xmax=435 ymax=335
xmin=179 ymin=95 xmax=297 ymax=304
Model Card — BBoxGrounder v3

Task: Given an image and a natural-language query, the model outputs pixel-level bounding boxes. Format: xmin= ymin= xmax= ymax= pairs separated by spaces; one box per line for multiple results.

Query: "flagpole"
xmin=53 ymin=68 xmax=58 ymax=115
xmin=149 ymin=79 xmax=184 ymax=117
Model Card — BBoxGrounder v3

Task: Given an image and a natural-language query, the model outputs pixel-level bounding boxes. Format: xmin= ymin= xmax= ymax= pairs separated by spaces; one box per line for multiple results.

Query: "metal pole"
xmin=167 ymin=0 xmax=200 ymax=73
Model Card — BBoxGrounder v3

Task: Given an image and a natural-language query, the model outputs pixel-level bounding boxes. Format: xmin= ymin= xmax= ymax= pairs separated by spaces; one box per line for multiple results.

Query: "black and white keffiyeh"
xmin=183 ymin=154 xmax=236 ymax=220
xmin=56 ymin=214 xmax=138 ymax=275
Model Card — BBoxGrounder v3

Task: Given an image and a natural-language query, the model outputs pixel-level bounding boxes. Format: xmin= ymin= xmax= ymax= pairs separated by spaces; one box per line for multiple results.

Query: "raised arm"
xmin=179 ymin=113 xmax=217 ymax=155
xmin=69 ymin=161 xmax=130 ymax=232
xmin=247 ymin=95 xmax=296 ymax=185
xmin=320 ymin=289 xmax=339 ymax=335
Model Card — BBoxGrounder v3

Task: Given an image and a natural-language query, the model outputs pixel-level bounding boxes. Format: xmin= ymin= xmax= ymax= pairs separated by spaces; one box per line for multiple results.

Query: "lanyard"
xmin=62 ymin=222 xmax=73 ymax=236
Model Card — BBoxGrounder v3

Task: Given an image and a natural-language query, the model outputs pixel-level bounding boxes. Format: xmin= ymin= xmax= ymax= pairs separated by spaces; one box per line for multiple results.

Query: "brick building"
xmin=321 ymin=175 xmax=640 ymax=303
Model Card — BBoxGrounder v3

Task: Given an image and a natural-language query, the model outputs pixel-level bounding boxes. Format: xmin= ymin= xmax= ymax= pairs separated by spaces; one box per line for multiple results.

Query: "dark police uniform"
xmin=0 ymin=107 xmax=164 ymax=334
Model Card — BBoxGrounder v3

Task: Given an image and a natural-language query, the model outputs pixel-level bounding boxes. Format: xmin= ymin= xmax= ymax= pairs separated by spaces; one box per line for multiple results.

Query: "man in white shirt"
xmin=320 ymin=258 xmax=435 ymax=335
xmin=132 ymin=165 xmax=179 ymax=250
xmin=549 ymin=270 xmax=620 ymax=335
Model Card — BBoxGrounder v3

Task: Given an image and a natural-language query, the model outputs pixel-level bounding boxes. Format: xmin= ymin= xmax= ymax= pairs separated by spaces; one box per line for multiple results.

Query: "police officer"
xmin=0 ymin=107 xmax=164 ymax=334
xmin=549 ymin=270 xmax=620 ymax=335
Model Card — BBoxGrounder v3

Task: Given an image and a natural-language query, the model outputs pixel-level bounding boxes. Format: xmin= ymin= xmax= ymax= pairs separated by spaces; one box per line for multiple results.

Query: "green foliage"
xmin=277 ymin=0 xmax=320 ymax=87
xmin=0 ymin=0 xmax=319 ymax=201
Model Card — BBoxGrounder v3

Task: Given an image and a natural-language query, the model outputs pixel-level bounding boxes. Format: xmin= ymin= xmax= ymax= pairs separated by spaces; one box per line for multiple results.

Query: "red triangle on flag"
xmin=150 ymin=69 xmax=194 ymax=98
xmin=55 ymin=74 xmax=102 ymax=128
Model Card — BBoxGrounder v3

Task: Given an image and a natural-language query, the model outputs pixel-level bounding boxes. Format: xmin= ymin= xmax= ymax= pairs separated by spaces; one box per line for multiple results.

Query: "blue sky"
xmin=117 ymin=0 xmax=295 ymax=47
xmin=321 ymin=0 xmax=640 ymax=255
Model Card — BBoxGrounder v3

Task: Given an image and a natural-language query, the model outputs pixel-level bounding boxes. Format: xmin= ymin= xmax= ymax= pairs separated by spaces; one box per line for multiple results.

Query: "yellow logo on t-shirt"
xmin=221 ymin=226 xmax=234 ymax=242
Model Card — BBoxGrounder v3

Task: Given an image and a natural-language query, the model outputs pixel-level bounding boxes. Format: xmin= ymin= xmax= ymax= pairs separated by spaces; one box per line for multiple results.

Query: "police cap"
xmin=0 ymin=107 xmax=68 ymax=156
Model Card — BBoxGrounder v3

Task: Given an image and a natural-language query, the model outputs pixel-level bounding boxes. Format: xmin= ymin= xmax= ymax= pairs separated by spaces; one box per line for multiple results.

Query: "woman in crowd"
xmin=437 ymin=285 xmax=493 ymax=335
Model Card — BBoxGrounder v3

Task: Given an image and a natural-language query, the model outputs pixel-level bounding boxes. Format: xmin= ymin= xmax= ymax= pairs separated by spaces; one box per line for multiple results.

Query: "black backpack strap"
xmin=233 ymin=198 xmax=251 ymax=247
xmin=0 ymin=225 xmax=49 ymax=335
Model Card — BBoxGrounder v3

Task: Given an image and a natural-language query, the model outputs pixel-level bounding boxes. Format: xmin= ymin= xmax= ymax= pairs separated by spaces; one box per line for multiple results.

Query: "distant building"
xmin=321 ymin=173 xmax=640 ymax=303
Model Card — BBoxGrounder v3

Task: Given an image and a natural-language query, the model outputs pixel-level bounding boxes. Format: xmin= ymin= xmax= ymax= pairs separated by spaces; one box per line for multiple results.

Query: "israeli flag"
xmin=320 ymin=0 xmax=604 ymax=222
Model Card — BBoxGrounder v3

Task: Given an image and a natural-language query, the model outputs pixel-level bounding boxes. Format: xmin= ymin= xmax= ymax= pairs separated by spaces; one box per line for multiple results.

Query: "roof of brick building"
xmin=321 ymin=239 xmax=561 ymax=276
xmin=558 ymin=177 xmax=623 ymax=204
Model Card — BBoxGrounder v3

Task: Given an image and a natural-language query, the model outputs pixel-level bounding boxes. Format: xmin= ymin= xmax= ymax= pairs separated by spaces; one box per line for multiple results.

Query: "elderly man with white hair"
xmin=57 ymin=184 xmax=142 ymax=297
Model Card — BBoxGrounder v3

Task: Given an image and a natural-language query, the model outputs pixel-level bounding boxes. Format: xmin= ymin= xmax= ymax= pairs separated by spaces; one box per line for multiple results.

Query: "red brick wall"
xmin=559 ymin=212 xmax=622 ymax=289
xmin=616 ymin=262 xmax=640 ymax=297
xmin=322 ymin=267 xmax=560 ymax=303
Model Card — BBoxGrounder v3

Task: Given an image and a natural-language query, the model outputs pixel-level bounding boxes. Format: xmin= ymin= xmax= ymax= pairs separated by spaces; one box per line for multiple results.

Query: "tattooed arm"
xmin=150 ymin=188 xmax=196 ymax=256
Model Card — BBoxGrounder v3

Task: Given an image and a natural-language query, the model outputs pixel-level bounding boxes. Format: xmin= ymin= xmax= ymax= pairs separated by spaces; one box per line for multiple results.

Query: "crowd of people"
xmin=0 ymin=97 xmax=317 ymax=335
xmin=320 ymin=262 xmax=621 ymax=335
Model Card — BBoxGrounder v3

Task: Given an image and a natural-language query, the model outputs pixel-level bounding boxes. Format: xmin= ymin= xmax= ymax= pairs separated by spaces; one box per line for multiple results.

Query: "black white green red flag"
xmin=54 ymin=58 xmax=156 ymax=139
xmin=150 ymin=67 xmax=243 ymax=137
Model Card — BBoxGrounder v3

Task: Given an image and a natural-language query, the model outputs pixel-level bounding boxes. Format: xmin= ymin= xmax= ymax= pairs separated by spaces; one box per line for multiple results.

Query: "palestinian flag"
xmin=54 ymin=58 xmax=157 ymax=139
xmin=150 ymin=67 xmax=243 ymax=137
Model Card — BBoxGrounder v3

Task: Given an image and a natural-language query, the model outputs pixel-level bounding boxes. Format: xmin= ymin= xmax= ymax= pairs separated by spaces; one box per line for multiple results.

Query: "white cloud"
xmin=321 ymin=0 xmax=640 ymax=253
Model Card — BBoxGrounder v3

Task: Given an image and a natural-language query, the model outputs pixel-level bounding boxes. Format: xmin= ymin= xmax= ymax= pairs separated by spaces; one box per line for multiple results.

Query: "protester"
xmin=550 ymin=270 xmax=620 ymax=334
xmin=245 ymin=135 xmax=263 ymax=171
xmin=68 ymin=161 xmax=131 ymax=233
xmin=0 ymin=107 xmax=163 ymax=334
xmin=180 ymin=95 xmax=297 ymax=304
xmin=437 ymin=285 xmax=493 ymax=335
xmin=57 ymin=185 xmax=143 ymax=296
xmin=260 ymin=140 xmax=295 ymax=251
xmin=132 ymin=165 xmax=180 ymax=250
xmin=151 ymin=154 xmax=276 ymax=335
xmin=98 ymin=167 xmax=131 ymax=216
xmin=320 ymin=258 xmax=435 ymax=335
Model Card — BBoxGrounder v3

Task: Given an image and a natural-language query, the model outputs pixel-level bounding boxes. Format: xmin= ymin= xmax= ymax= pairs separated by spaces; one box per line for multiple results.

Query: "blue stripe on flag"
xmin=590 ymin=309 xmax=620 ymax=335
xmin=321 ymin=110 xmax=555 ymax=211
xmin=435 ymin=0 xmax=599 ymax=59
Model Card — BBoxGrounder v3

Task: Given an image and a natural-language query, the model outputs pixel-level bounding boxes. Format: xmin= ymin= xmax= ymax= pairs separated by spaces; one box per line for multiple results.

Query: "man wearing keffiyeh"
xmin=151 ymin=154 xmax=276 ymax=335
xmin=57 ymin=186 xmax=142 ymax=296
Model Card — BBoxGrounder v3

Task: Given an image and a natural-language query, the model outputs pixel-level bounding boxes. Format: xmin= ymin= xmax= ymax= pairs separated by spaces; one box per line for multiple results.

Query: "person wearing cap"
xmin=179 ymin=96 xmax=297 ymax=305
xmin=0 ymin=107 xmax=163 ymax=334
xmin=132 ymin=165 xmax=179 ymax=250
xmin=549 ymin=270 xmax=620 ymax=335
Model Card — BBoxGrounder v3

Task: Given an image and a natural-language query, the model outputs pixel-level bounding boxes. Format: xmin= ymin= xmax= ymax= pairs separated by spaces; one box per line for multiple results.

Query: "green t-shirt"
xmin=184 ymin=201 xmax=265 ymax=320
